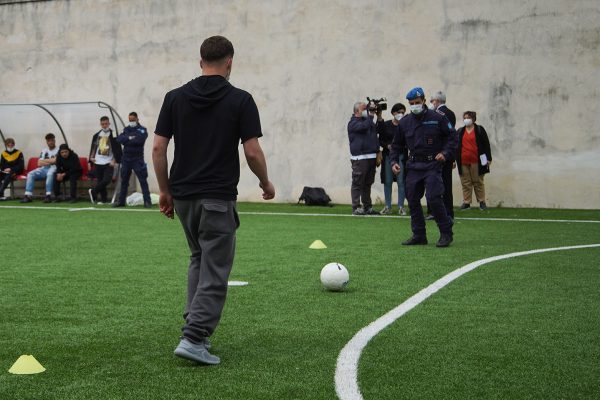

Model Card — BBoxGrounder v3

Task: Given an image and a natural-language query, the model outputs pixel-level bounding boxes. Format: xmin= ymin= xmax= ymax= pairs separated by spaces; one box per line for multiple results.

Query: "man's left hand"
xmin=159 ymin=191 xmax=174 ymax=219
xmin=435 ymin=153 xmax=446 ymax=162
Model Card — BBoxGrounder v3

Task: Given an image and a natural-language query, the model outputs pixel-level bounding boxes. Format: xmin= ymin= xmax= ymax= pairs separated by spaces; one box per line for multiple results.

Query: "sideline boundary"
xmin=1 ymin=205 xmax=599 ymax=223
xmin=334 ymin=244 xmax=600 ymax=400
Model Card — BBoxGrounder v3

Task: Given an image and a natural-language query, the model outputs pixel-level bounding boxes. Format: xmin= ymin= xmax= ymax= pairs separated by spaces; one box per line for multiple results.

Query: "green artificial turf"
xmin=0 ymin=202 xmax=599 ymax=399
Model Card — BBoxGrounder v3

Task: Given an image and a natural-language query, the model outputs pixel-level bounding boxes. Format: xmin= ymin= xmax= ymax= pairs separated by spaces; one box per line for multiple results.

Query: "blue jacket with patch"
xmin=390 ymin=108 xmax=457 ymax=170
xmin=347 ymin=115 xmax=380 ymax=156
xmin=116 ymin=124 xmax=148 ymax=160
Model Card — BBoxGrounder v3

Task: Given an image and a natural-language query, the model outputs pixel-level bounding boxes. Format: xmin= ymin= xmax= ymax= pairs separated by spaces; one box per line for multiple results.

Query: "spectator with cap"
xmin=426 ymin=90 xmax=457 ymax=221
xmin=456 ymin=111 xmax=492 ymax=210
xmin=0 ymin=138 xmax=24 ymax=200
xmin=377 ymin=103 xmax=408 ymax=215
xmin=390 ymin=87 xmax=457 ymax=247
xmin=53 ymin=144 xmax=83 ymax=203
xmin=113 ymin=111 xmax=152 ymax=208
xmin=347 ymin=101 xmax=381 ymax=215
xmin=21 ymin=133 xmax=59 ymax=203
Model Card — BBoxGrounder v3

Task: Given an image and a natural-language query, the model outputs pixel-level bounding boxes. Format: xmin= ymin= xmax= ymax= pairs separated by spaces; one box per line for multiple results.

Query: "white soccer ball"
xmin=320 ymin=263 xmax=350 ymax=291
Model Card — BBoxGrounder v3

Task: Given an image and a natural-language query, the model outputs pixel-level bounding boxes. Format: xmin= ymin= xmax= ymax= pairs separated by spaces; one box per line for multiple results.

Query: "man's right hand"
xmin=259 ymin=180 xmax=275 ymax=200
xmin=391 ymin=163 xmax=401 ymax=175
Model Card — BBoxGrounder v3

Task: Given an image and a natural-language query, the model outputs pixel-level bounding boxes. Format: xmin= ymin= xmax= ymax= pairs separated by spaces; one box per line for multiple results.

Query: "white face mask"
xmin=410 ymin=104 xmax=424 ymax=114
xmin=361 ymin=109 xmax=368 ymax=118
xmin=394 ymin=113 xmax=404 ymax=121
xmin=7 ymin=146 xmax=14 ymax=152
xmin=430 ymin=103 xmax=437 ymax=110
xmin=464 ymin=118 xmax=473 ymax=126
xmin=129 ymin=121 xmax=137 ymax=127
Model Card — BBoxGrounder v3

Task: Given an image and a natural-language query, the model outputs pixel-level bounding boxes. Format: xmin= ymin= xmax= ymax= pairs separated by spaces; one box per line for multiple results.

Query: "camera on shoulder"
xmin=366 ymin=97 xmax=387 ymax=113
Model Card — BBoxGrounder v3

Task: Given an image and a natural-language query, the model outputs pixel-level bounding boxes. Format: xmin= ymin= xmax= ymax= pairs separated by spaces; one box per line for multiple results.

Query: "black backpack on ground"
xmin=298 ymin=186 xmax=333 ymax=206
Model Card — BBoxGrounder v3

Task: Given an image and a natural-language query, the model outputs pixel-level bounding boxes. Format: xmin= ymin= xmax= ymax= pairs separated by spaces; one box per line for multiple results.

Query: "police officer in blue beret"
xmin=390 ymin=87 xmax=458 ymax=247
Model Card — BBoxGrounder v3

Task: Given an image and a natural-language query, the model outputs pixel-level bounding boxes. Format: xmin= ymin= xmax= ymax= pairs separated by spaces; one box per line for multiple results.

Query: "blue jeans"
xmin=25 ymin=166 xmax=55 ymax=195
xmin=383 ymin=154 xmax=406 ymax=209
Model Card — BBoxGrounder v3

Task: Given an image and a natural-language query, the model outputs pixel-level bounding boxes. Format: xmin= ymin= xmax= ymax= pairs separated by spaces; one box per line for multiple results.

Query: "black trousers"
xmin=426 ymin=160 xmax=454 ymax=218
xmin=53 ymin=172 xmax=82 ymax=199
xmin=0 ymin=172 xmax=15 ymax=195
xmin=91 ymin=164 xmax=114 ymax=202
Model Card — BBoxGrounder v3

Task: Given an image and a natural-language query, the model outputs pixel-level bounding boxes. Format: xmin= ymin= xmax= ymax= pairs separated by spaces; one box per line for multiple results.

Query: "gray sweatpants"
xmin=174 ymin=198 xmax=239 ymax=343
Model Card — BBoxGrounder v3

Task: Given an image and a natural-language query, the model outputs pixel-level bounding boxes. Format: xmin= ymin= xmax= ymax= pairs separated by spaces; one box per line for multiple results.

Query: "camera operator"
xmin=347 ymin=101 xmax=381 ymax=215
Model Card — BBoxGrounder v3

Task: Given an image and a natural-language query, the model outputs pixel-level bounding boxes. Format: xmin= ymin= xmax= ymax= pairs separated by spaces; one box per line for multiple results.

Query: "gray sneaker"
xmin=399 ymin=207 xmax=407 ymax=216
xmin=380 ymin=206 xmax=391 ymax=215
xmin=174 ymin=338 xmax=220 ymax=365
xmin=352 ymin=207 xmax=365 ymax=216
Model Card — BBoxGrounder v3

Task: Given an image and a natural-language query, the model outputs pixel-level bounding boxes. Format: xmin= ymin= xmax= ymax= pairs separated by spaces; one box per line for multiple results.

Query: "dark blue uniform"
xmin=390 ymin=108 xmax=457 ymax=238
xmin=116 ymin=124 xmax=151 ymax=206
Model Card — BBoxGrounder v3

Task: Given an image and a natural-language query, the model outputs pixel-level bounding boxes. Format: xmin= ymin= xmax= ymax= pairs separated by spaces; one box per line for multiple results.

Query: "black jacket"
xmin=89 ymin=129 xmax=122 ymax=164
xmin=456 ymin=124 xmax=492 ymax=176
xmin=56 ymin=150 xmax=83 ymax=175
xmin=437 ymin=104 xmax=456 ymax=128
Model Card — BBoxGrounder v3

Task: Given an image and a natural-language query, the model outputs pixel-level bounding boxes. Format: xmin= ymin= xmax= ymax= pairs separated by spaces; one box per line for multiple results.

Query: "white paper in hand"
xmin=479 ymin=154 xmax=488 ymax=166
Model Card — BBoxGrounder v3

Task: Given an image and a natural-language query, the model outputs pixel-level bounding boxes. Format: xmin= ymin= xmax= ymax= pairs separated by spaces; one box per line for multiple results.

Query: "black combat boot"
xmin=402 ymin=236 xmax=428 ymax=245
xmin=436 ymin=233 xmax=453 ymax=247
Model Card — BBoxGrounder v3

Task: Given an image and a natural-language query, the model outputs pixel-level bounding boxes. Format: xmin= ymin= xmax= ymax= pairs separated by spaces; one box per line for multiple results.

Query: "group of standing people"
xmin=0 ymin=112 xmax=152 ymax=206
xmin=347 ymin=88 xmax=493 ymax=247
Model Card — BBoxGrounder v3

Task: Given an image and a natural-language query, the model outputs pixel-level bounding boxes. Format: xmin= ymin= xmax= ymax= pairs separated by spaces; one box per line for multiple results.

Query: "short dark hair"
xmin=45 ymin=133 xmax=55 ymax=140
xmin=463 ymin=111 xmax=477 ymax=122
xmin=200 ymin=36 xmax=234 ymax=62
xmin=391 ymin=103 xmax=406 ymax=113
xmin=5 ymin=138 xmax=15 ymax=146
xmin=129 ymin=111 xmax=138 ymax=118
xmin=100 ymin=116 xmax=109 ymax=122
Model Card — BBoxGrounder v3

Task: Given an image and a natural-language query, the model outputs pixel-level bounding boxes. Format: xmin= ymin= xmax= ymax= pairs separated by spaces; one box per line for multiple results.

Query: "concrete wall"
xmin=1 ymin=0 xmax=599 ymax=208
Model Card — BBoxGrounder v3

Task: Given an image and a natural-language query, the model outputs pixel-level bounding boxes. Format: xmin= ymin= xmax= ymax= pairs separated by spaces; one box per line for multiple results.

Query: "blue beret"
xmin=406 ymin=87 xmax=425 ymax=100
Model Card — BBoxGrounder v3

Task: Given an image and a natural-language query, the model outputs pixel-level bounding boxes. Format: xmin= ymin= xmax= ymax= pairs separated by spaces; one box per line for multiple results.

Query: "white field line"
xmin=334 ymin=243 xmax=600 ymax=400
xmin=0 ymin=205 xmax=599 ymax=223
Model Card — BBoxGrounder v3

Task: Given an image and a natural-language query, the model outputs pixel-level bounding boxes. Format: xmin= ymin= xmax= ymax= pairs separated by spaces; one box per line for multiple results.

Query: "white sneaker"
xmin=380 ymin=206 xmax=391 ymax=215
xmin=399 ymin=207 xmax=407 ymax=216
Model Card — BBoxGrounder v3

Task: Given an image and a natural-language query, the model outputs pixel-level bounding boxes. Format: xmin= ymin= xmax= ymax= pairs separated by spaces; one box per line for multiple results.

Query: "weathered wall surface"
xmin=1 ymin=0 xmax=599 ymax=208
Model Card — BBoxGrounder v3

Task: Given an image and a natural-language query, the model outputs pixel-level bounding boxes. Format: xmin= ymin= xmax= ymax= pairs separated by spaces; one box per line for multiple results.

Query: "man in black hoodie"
xmin=54 ymin=144 xmax=83 ymax=202
xmin=153 ymin=35 xmax=275 ymax=366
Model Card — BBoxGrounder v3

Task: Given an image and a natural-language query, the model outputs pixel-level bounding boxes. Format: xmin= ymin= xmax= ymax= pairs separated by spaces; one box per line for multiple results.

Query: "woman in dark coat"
xmin=456 ymin=111 xmax=492 ymax=210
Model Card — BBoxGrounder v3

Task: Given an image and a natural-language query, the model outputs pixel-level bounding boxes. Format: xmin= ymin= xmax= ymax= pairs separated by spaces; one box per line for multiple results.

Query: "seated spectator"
xmin=21 ymin=133 xmax=59 ymax=203
xmin=53 ymin=144 xmax=83 ymax=203
xmin=0 ymin=138 xmax=25 ymax=200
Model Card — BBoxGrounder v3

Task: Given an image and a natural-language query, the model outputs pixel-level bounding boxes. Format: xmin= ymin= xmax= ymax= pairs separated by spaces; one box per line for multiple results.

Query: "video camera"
xmin=367 ymin=97 xmax=387 ymax=113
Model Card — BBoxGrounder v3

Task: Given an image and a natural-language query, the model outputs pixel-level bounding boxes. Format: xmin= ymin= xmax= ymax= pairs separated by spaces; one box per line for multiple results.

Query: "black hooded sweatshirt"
xmin=155 ymin=75 xmax=262 ymax=200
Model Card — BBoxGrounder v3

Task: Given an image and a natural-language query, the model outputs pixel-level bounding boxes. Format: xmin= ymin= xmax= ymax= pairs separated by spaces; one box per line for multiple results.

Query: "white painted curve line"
xmin=335 ymin=243 xmax=600 ymax=400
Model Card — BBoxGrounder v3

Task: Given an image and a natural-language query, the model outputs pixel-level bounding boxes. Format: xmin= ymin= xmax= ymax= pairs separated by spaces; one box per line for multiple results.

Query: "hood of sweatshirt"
xmin=183 ymin=75 xmax=233 ymax=110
